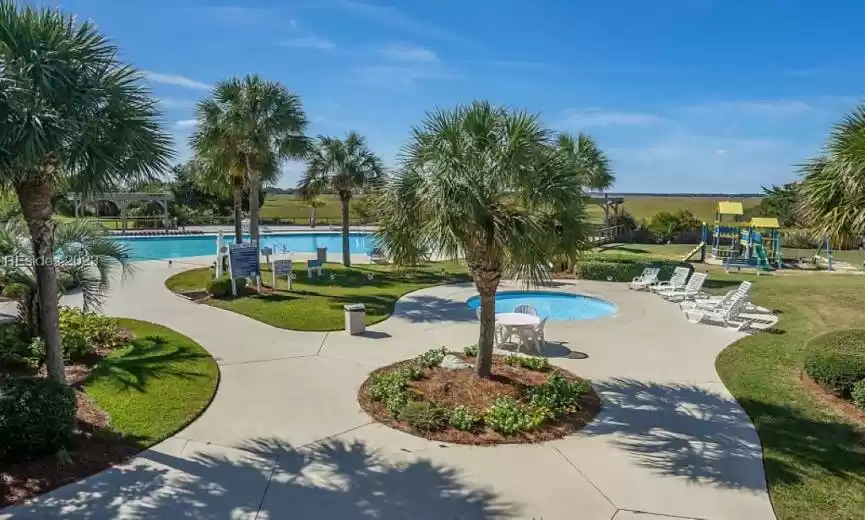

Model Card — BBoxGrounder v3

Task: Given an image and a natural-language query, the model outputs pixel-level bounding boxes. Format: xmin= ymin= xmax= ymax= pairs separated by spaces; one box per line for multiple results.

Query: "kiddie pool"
xmin=466 ymin=291 xmax=617 ymax=321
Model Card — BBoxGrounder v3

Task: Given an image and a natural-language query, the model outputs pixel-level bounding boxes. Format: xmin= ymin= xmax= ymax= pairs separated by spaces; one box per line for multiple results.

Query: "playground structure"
xmin=685 ymin=201 xmax=782 ymax=271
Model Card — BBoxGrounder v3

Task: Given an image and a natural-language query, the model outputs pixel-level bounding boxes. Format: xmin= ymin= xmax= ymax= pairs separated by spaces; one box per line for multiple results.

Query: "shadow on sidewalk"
xmin=584 ymin=378 xmax=865 ymax=492
xmin=4 ymin=438 xmax=519 ymax=519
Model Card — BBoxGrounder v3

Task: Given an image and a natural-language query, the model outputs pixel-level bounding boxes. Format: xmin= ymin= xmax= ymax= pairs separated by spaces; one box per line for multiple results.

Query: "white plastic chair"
xmin=680 ymin=281 xmax=752 ymax=312
xmin=478 ymin=308 xmax=505 ymax=344
xmin=517 ymin=317 xmax=547 ymax=354
xmin=659 ymin=272 xmax=708 ymax=301
xmin=629 ymin=267 xmax=659 ymax=291
xmin=683 ymin=294 xmax=753 ymax=331
xmin=513 ymin=304 xmax=538 ymax=316
xmin=650 ymin=267 xmax=690 ymax=294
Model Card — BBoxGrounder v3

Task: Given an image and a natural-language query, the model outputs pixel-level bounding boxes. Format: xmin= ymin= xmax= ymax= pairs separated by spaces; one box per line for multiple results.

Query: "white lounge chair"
xmin=517 ymin=317 xmax=547 ymax=355
xmin=514 ymin=304 xmax=538 ymax=316
xmin=679 ymin=281 xmax=752 ymax=312
xmin=683 ymin=294 xmax=753 ymax=331
xmin=650 ymin=267 xmax=690 ymax=294
xmin=629 ymin=267 xmax=659 ymax=291
xmin=660 ymin=272 xmax=708 ymax=301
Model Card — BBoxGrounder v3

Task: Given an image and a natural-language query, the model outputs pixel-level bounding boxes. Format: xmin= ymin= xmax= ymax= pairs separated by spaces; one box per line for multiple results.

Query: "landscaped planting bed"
xmin=0 ymin=313 xmax=218 ymax=507
xmin=358 ymin=347 xmax=600 ymax=444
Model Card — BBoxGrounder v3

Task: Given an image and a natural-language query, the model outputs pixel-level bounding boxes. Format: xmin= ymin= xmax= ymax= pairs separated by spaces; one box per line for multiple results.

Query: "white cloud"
xmin=158 ymin=98 xmax=196 ymax=109
xmin=353 ymin=64 xmax=454 ymax=88
xmin=715 ymin=148 xmax=728 ymax=155
xmin=175 ymin=119 xmax=198 ymax=129
xmin=281 ymin=36 xmax=336 ymax=51
xmin=145 ymin=72 xmax=212 ymax=91
xmin=336 ymin=0 xmax=469 ymax=46
xmin=558 ymin=108 xmax=667 ymax=128
xmin=681 ymin=99 xmax=822 ymax=117
xmin=376 ymin=43 xmax=437 ymax=63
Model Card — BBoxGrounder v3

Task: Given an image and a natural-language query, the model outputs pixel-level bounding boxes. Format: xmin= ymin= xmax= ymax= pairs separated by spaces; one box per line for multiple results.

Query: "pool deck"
xmin=1 ymin=258 xmax=778 ymax=520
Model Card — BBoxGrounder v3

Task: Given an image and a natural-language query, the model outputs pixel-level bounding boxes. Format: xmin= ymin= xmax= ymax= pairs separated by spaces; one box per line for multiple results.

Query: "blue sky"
xmin=48 ymin=0 xmax=865 ymax=192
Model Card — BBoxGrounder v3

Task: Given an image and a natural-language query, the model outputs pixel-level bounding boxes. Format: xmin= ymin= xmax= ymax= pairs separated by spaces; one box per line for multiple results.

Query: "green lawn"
xmin=165 ymin=262 xmax=472 ymax=331
xmin=620 ymin=195 xmax=763 ymax=222
xmin=84 ymin=319 xmax=219 ymax=447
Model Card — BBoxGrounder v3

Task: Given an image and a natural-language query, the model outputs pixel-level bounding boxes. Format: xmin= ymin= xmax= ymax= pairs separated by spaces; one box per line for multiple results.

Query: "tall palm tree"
xmin=0 ymin=220 xmax=132 ymax=341
xmin=376 ymin=102 xmax=591 ymax=378
xmin=556 ymin=133 xmax=615 ymax=192
xmin=799 ymin=105 xmax=865 ymax=247
xmin=299 ymin=132 xmax=385 ymax=266
xmin=298 ymin=187 xmax=326 ymax=227
xmin=192 ymin=75 xmax=308 ymax=246
xmin=0 ymin=3 xmax=172 ymax=383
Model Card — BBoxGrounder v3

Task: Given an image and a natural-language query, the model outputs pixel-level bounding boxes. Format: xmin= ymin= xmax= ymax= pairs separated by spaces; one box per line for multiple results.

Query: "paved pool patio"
xmin=0 ymin=258 xmax=777 ymax=520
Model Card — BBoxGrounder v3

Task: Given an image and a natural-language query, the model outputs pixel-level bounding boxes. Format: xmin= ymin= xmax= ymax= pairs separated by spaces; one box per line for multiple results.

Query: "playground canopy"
xmin=716 ymin=201 xmax=744 ymax=216
xmin=749 ymin=217 xmax=780 ymax=229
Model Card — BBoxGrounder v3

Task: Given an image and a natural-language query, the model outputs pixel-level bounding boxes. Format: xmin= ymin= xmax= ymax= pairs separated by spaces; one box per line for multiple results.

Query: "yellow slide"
xmin=683 ymin=242 xmax=706 ymax=261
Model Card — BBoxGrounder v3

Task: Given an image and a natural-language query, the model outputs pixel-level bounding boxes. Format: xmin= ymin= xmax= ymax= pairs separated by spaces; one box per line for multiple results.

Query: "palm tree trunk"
xmin=340 ymin=194 xmax=351 ymax=267
xmin=246 ymin=156 xmax=261 ymax=246
xmin=233 ymin=182 xmax=243 ymax=244
xmin=472 ymin=265 xmax=501 ymax=379
xmin=16 ymin=178 xmax=65 ymax=384
xmin=310 ymin=207 xmax=317 ymax=228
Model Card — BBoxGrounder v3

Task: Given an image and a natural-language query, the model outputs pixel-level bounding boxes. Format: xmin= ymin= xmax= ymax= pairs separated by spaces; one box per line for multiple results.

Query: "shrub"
xmin=0 ymin=324 xmax=38 ymax=369
xmin=58 ymin=307 xmax=128 ymax=361
xmin=368 ymin=364 xmax=423 ymax=416
xmin=575 ymin=256 xmax=689 ymax=283
xmin=504 ymin=354 xmax=550 ymax=372
xmin=529 ymin=373 xmax=591 ymax=418
xmin=416 ymin=346 xmax=448 ymax=369
xmin=463 ymin=344 xmax=478 ymax=357
xmin=206 ymin=276 xmax=230 ymax=298
xmin=852 ymin=380 xmax=865 ymax=410
xmin=449 ymin=405 xmax=481 ymax=431
xmin=2 ymin=282 xmax=27 ymax=300
xmin=398 ymin=401 xmax=446 ymax=431
xmin=0 ymin=376 xmax=77 ymax=462
xmin=485 ymin=397 xmax=550 ymax=435
xmin=804 ymin=330 xmax=865 ymax=397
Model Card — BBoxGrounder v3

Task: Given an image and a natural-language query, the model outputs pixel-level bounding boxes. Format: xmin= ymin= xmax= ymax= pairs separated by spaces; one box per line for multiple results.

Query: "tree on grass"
xmin=799 ymin=105 xmax=865 ymax=247
xmin=0 ymin=220 xmax=131 ymax=341
xmin=192 ymin=75 xmax=308 ymax=245
xmin=0 ymin=2 xmax=172 ymax=383
xmin=376 ymin=101 xmax=591 ymax=378
xmin=757 ymin=183 xmax=800 ymax=228
xmin=649 ymin=210 xmax=701 ymax=243
xmin=298 ymin=186 xmax=326 ymax=227
xmin=299 ymin=132 xmax=385 ymax=266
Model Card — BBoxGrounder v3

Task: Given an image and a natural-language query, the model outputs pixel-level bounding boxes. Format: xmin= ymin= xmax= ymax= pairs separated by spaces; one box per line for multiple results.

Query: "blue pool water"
xmin=115 ymin=232 xmax=376 ymax=261
xmin=466 ymin=291 xmax=617 ymax=321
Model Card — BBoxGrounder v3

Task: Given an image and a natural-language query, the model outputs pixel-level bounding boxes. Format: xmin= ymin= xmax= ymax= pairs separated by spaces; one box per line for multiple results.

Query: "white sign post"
xmin=273 ymin=259 xmax=293 ymax=291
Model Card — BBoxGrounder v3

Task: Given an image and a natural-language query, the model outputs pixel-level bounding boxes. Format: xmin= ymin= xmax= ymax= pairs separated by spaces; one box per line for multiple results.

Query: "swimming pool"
xmin=466 ymin=291 xmax=617 ymax=321
xmin=115 ymin=232 xmax=376 ymax=261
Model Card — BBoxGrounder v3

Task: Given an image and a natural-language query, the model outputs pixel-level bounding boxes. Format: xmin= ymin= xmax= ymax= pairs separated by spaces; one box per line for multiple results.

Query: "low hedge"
xmin=206 ymin=276 xmax=247 ymax=298
xmin=574 ymin=255 xmax=691 ymax=282
xmin=0 ymin=376 xmax=77 ymax=462
xmin=804 ymin=329 xmax=865 ymax=397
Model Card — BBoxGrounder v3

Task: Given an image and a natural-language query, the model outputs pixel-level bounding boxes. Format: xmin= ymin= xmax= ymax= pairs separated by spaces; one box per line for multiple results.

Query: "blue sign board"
xmin=229 ymin=242 xmax=260 ymax=279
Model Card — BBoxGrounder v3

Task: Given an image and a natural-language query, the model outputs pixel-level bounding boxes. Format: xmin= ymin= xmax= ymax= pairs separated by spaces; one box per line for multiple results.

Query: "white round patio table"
xmin=495 ymin=313 xmax=541 ymax=349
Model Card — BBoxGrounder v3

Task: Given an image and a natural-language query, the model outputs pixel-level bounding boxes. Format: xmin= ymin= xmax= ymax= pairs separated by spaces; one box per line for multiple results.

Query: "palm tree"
xmin=0 ymin=3 xmax=172 ymax=383
xmin=556 ymin=133 xmax=615 ymax=191
xmin=298 ymin=188 xmax=326 ymax=227
xmin=299 ymin=132 xmax=385 ymax=266
xmin=192 ymin=75 xmax=308 ymax=246
xmin=798 ymin=105 xmax=865 ymax=248
xmin=0 ymin=220 xmax=132 ymax=341
xmin=376 ymin=101 xmax=591 ymax=378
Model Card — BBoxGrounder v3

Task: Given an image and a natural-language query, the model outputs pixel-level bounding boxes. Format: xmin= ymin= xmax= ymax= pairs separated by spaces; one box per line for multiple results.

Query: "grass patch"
xmin=83 ymin=319 xmax=219 ymax=447
xmin=165 ymin=262 xmax=471 ymax=331
xmin=712 ymin=271 xmax=865 ymax=520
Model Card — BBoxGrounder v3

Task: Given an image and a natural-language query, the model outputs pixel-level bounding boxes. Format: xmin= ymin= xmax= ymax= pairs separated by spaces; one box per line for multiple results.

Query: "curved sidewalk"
xmin=1 ymin=259 xmax=776 ymax=520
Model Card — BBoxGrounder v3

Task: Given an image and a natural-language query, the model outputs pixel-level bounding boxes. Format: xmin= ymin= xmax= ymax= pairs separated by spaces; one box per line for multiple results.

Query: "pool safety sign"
xmin=227 ymin=241 xmax=261 ymax=295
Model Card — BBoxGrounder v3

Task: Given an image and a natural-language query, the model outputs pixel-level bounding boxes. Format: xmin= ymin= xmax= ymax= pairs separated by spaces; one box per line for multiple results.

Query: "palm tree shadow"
xmin=83 ymin=335 xmax=211 ymax=392
xmin=392 ymin=293 xmax=477 ymax=324
xmin=4 ymin=437 xmax=520 ymax=519
xmin=584 ymin=378 xmax=865 ymax=491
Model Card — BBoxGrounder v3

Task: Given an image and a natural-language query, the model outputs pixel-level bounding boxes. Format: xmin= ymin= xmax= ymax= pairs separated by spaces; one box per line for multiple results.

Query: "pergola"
xmin=587 ymin=192 xmax=625 ymax=223
xmin=67 ymin=192 xmax=172 ymax=232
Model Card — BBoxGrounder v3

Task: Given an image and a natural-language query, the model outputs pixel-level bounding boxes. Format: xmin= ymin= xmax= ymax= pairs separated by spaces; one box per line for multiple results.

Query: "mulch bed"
xmin=800 ymin=372 xmax=865 ymax=426
xmin=1 ymin=332 xmax=143 ymax=508
xmin=358 ymin=354 xmax=601 ymax=445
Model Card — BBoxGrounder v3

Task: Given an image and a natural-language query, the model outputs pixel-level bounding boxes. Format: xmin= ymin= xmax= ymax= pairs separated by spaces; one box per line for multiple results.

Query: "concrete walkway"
xmin=1 ymin=259 xmax=777 ymax=520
